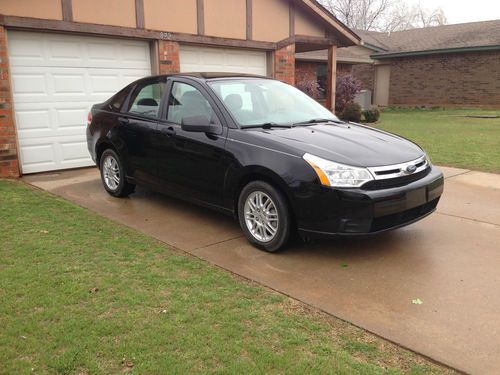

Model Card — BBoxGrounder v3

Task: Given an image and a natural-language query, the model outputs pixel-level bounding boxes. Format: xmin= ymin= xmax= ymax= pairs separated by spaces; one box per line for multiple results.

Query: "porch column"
xmin=326 ymin=45 xmax=337 ymax=113
xmin=273 ymin=43 xmax=295 ymax=85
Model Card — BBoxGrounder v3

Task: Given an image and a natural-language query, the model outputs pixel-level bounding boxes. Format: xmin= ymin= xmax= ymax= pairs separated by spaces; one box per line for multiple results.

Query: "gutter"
xmin=372 ymin=44 xmax=500 ymax=59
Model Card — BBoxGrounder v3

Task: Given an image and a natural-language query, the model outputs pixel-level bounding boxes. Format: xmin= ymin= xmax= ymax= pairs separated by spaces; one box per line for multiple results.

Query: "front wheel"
xmin=238 ymin=181 xmax=292 ymax=252
xmin=99 ymin=149 xmax=135 ymax=197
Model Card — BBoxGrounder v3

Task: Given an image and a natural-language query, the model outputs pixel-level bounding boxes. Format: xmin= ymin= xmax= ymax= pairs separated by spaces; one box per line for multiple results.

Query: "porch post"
xmin=326 ymin=45 xmax=337 ymax=113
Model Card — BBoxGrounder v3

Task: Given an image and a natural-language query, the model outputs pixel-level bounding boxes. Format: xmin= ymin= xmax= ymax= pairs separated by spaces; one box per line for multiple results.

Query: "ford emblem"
xmin=406 ymin=164 xmax=417 ymax=174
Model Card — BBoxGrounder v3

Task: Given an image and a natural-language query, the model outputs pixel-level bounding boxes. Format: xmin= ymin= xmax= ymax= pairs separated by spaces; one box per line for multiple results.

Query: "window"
xmin=316 ymin=64 xmax=327 ymax=100
xmin=126 ymin=80 xmax=166 ymax=118
xmin=208 ymin=79 xmax=338 ymax=127
xmin=166 ymin=82 xmax=218 ymax=125
xmin=109 ymin=88 xmax=130 ymax=112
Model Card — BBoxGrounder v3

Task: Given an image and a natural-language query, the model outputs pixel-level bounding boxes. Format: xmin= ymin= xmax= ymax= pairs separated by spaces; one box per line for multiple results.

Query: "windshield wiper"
xmin=293 ymin=118 xmax=344 ymax=126
xmin=243 ymin=122 xmax=294 ymax=129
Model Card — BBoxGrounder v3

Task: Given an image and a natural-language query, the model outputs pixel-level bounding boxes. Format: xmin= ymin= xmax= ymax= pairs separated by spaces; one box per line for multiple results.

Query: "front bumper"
xmin=296 ymin=166 xmax=444 ymax=238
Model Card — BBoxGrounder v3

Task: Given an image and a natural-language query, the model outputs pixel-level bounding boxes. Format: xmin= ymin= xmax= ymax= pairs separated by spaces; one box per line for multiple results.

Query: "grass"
xmin=0 ymin=180 xmax=456 ymax=375
xmin=374 ymin=108 xmax=500 ymax=173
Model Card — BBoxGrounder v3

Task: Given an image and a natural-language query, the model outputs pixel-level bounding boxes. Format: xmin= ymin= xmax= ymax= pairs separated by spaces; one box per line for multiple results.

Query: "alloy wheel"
xmin=243 ymin=191 xmax=279 ymax=242
xmin=102 ymin=154 xmax=120 ymax=191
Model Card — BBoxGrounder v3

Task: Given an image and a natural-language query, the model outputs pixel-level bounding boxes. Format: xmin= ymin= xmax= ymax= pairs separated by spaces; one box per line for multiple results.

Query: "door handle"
xmin=161 ymin=126 xmax=176 ymax=137
xmin=118 ymin=117 xmax=129 ymax=125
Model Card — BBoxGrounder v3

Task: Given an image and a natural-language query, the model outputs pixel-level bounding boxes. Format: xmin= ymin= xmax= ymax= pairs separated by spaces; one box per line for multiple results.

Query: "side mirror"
xmin=181 ymin=115 xmax=220 ymax=134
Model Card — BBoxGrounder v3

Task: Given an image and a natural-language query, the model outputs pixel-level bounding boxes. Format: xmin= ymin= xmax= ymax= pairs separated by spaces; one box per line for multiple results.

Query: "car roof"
xmin=144 ymin=72 xmax=273 ymax=82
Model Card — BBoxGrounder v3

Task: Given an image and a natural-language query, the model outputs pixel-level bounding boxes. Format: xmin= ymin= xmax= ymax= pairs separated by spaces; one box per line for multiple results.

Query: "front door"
xmin=157 ymin=79 xmax=228 ymax=207
xmin=374 ymin=65 xmax=391 ymax=106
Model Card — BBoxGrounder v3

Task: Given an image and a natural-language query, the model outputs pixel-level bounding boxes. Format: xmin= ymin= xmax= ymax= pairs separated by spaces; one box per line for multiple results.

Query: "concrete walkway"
xmin=24 ymin=166 xmax=500 ymax=374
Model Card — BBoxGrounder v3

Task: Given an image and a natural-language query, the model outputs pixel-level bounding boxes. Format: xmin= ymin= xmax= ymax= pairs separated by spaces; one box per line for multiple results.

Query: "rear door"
xmin=157 ymin=78 xmax=229 ymax=207
xmin=118 ymin=77 xmax=167 ymax=183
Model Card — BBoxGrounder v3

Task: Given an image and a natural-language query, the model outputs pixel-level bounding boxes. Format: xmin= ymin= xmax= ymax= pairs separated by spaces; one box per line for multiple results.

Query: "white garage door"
xmin=8 ymin=31 xmax=151 ymax=174
xmin=180 ymin=45 xmax=267 ymax=75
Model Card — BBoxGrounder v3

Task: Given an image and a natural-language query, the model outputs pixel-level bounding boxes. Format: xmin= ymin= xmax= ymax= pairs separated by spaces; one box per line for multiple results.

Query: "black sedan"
xmin=87 ymin=73 xmax=444 ymax=252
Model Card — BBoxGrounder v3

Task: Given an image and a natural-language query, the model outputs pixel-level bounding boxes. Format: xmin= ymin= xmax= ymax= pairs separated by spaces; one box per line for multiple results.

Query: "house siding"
xmin=388 ymin=50 xmax=500 ymax=106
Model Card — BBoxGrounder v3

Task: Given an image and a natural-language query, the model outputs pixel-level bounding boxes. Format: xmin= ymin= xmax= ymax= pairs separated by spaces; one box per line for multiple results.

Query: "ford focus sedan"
xmin=87 ymin=73 xmax=444 ymax=252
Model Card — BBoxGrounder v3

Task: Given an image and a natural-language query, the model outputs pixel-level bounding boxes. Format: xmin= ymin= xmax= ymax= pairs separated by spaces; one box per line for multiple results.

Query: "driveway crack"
xmin=436 ymin=211 xmax=500 ymax=228
xmin=192 ymin=235 xmax=244 ymax=252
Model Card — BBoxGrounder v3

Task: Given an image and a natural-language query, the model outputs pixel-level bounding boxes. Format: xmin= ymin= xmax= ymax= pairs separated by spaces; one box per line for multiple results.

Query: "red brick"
xmin=158 ymin=40 xmax=180 ymax=75
xmin=274 ymin=44 xmax=295 ymax=85
xmin=0 ymin=25 xmax=19 ymax=178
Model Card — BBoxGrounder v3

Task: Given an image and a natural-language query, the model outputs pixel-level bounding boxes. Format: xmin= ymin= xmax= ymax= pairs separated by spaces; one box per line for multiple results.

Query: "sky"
xmin=408 ymin=0 xmax=500 ymax=24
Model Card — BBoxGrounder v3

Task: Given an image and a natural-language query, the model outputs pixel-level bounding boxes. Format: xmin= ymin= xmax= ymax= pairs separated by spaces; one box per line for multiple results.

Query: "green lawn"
xmin=0 ymin=180 xmax=455 ymax=375
xmin=374 ymin=108 xmax=500 ymax=173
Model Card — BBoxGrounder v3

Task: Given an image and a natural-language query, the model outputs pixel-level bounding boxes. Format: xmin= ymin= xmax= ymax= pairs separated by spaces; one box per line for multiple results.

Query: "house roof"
xmin=359 ymin=19 xmax=500 ymax=57
xmin=296 ymin=19 xmax=500 ymax=61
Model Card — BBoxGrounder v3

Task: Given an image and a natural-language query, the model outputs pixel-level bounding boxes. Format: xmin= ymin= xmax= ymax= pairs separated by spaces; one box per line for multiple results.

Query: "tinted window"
xmin=166 ymin=82 xmax=219 ymax=125
xmin=126 ymin=80 xmax=165 ymax=118
xmin=110 ymin=88 xmax=130 ymax=112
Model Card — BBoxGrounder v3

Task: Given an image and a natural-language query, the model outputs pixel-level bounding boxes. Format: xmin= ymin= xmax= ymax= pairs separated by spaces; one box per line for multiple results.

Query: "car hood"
xmin=249 ymin=123 xmax=424 ymax=167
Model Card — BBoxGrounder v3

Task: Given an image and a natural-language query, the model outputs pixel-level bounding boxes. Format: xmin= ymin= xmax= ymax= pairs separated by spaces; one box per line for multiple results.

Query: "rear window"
xmin=126 ymin=81 xmax=166 ymax=118
xmin=109 ymin=88 xmax=130 ymax=112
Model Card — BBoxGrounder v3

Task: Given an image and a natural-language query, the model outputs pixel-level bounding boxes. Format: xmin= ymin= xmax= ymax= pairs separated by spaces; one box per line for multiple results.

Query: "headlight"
xmin=303 ymin=153 xmax=374 ymax=188
xmin=425 ymin=153 xmax=432 ymax=166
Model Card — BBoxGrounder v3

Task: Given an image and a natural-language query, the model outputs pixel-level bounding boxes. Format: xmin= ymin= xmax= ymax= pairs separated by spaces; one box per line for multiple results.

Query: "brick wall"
xmin=295 ymin=61 xmax=317 ymax=84
xmin=0 ymin=26 xmax=19 ymax=178
xmin=337 ymin=63 xmax=352 ymax=74
xmin=274 ymin=44 xmax=295 ymax=85
xmin=388 ymin=50 xmax=500 ymax=106
xmin=158 ymin=40 xmax=180 ymax=75
xmin=352 ymin=63 xmax=374 ymax=92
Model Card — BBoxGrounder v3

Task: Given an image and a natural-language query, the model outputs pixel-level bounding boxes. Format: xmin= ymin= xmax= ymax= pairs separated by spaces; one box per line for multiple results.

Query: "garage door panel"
xmin=180 ymin=45 xmax=267 ymax=76
xmin=11 ymin=67 xmax=150 ymax=104
xmin=8 ymin=32 xmax=151 ymax=69
xmin=9 ymin=31 xmax=152 ymax=173
xmin=53 ymin=73 xmax=86 ymax=95
xmin=15 ymin=102 xmax=95 ymax=138
xmin=19 ymin=135 xmax=93 ymax=174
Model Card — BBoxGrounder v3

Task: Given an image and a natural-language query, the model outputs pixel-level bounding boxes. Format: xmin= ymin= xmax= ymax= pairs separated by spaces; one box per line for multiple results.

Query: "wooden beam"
xmin=0 ymin=16 xmax=276 ymax=50
xmin=276 ymin=34 xmax=336 ymax=50
xmin=197 ymin=0 xmax=205 ymax=35
xmin=246 ymin=0 xmax=252 ymax=40
xmin=289 ymin=1 xmax=295 ymax=37
xmin=61 ymin=0 xmax=73 ymax=22
xmin=326 ymin=45 xmax=337 ymax=112
xmin=135 ymin=0 xmax=144 ymax=29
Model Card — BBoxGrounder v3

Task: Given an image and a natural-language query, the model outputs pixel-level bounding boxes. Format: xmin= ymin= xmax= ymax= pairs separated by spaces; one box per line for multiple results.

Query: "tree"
xmin=382 ymin=2 xmax=447 ymax=31
xmin=321 ymin=0 xmax=392 ymax=30
xmin=319 ymin=0 xmax=447 ymax=31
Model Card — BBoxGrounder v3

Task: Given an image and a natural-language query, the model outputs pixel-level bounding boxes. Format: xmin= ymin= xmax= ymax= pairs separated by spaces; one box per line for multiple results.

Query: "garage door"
xmin=180 ymin=45 xmax=267 ymax=75
xmin=8 ymin=31 xmax=151 ymax=174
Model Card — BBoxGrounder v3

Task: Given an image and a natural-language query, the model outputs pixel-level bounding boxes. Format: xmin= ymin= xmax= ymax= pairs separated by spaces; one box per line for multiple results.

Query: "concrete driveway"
xmin=25 ymin=166 xmax=500 ymax=374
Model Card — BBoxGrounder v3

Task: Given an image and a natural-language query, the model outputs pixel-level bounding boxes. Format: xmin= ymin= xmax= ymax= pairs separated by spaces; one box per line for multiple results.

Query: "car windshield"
xmin=208 ymin=79 xmax=339 ymax=127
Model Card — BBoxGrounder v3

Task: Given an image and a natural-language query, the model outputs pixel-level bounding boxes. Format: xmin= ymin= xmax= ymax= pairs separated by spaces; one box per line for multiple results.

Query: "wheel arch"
xmin=95 ymin=140 xmax=118 ymax=169
xmin=231 ymin=166 xmax=296 ymax=226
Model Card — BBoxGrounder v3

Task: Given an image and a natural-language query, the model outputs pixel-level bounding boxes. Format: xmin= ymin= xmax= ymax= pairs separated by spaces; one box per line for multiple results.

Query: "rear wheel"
xmin=238 ymin=181 xmax=291 ymax=252
xmin=99 ymin=149 xmax=135 ymax=197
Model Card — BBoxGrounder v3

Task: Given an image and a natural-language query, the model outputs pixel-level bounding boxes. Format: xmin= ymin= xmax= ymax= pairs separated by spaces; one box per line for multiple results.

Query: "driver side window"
xmin=126 ymin=80 xmax=165 ymax=118
xmin=166 ymin=82 xmax=219 ymax=125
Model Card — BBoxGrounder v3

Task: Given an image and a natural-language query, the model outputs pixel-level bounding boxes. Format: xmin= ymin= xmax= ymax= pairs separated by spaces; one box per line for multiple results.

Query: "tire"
xmin=99 ymin=149 xmax=135 ymax=197
xmin=238 ymin=181 xmax=292 ymax=252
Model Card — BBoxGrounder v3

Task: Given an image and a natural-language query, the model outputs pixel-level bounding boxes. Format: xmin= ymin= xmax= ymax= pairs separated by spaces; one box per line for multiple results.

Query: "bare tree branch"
xmin=319 ymin=0 xmax=447 ymax=31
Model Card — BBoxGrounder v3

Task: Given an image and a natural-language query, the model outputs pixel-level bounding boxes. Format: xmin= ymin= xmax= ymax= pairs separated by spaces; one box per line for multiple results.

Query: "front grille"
xmin=362 ymin=166 xmax=431 ymax=190
xmin=371 ymin=197 xmax=439 ymax=232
